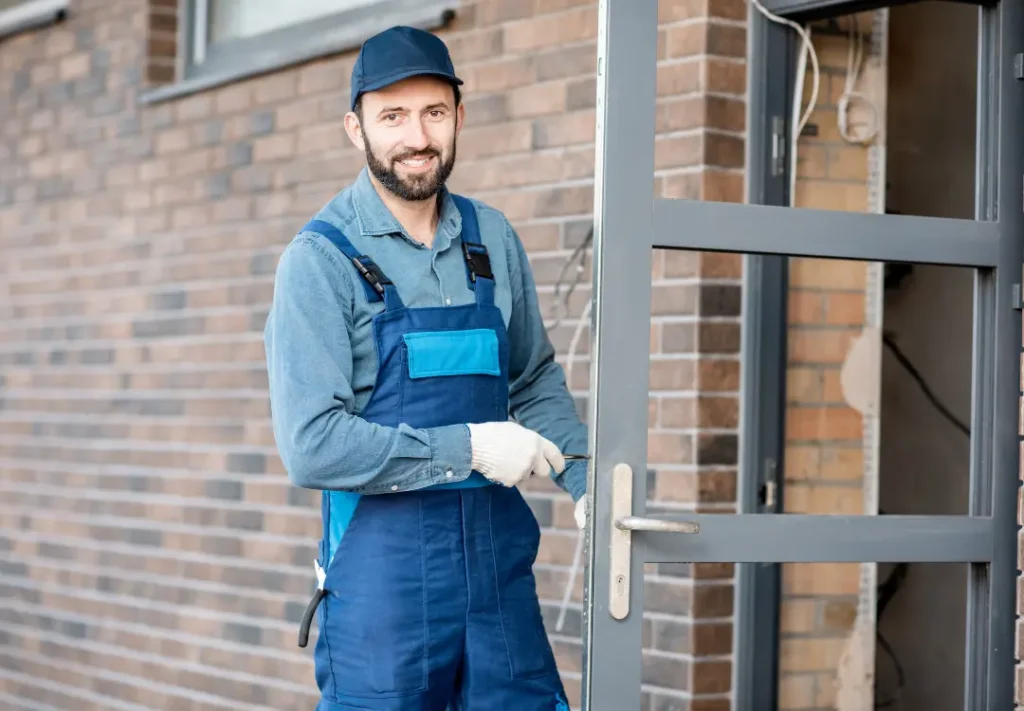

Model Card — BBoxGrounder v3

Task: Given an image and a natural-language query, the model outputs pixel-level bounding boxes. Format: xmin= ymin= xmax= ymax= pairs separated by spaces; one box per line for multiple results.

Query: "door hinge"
xmin=770 ymin=116 xmax=786 ymax=177
xmin=1013 ymin=283 xmax=1023 ymax=311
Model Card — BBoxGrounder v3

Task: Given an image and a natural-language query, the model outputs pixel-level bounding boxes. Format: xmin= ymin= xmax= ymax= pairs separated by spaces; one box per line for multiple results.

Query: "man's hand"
xmin=574 ymin=497 xmax=586 ymax=530
xmin=467 ymin=421 xmax=565 ymax=487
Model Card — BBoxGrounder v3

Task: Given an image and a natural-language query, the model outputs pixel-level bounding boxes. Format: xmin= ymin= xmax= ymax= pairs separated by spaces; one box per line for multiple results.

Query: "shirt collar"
xmin=351 ymin=166 xmax=463 ymax=249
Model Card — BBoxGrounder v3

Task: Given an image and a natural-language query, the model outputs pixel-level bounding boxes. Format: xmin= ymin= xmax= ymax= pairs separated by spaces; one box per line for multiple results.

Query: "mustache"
xmin=392 ymin=147 xmax=441 ymax=163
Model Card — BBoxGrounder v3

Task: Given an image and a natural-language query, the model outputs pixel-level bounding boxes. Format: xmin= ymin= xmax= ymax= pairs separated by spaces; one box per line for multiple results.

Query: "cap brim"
xmin=354 ymin=69 xmax=464 ymax=106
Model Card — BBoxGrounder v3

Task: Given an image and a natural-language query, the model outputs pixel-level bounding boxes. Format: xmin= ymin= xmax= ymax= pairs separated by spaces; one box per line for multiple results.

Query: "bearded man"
xmin=263 ymin=24 xmax=588 ymax=711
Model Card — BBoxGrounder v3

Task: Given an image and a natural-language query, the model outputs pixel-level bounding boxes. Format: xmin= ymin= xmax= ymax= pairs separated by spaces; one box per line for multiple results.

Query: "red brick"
xmin=275 ymin=96 xmax=323 ymax=130
xmin=655 ymin=133 xmax=703 ymax=170
xmin=506 ymin=80 xmax=567 ymax=118
xmin=658 ymin=60 xmax=701 ymax=96
xmin=252 ymin=133 xmax=296 ymax=162
xmin=660 ymin=0 xmax=706 ymax=22
xmin=473 ymin=0 xmax=535 ymax=25
xmin=700 ymin=252 xmax=742 ymax=279
xmin=664 ymin=21 xmax=707 ymax=57
xmin=789 ymin=291 xmax=826 ymax=324
xmin=466 ymin=57 xmax=536 ymax=92
xmin=705 ymin=58 xmax=746 ymax=95
xmin=707 ymin=22 xmax=746 ymax=57
xmin=656 ymin=96 xmax=705 ymax=132
xmin=649 ymin=432 xmax=695 ymax=464
xmin=215 ymin=84 xmax=253 ymax=114
xmin=503 ymin=7 xmax=598 ymax=53
xmin=58 ymin=53 xmax=90 ymax=79
xmin=701 ymin=170 xmax=743 ymax=201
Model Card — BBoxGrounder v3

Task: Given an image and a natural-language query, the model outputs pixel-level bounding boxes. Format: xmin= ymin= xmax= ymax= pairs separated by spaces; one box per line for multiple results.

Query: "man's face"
xmin=346 ymin=76 xmax=463 ymax=202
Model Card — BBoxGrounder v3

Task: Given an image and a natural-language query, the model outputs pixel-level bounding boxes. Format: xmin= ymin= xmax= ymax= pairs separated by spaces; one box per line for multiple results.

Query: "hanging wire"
xmin=542 ymin=225 xmax=594 ymax=634
xmin=546 ymin=228 xmax=593 ymax=332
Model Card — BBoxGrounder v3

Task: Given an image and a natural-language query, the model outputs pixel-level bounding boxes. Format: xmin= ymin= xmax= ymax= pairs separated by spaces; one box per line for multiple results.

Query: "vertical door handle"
xmin=608 ymin=463 xmax=700 ymax=620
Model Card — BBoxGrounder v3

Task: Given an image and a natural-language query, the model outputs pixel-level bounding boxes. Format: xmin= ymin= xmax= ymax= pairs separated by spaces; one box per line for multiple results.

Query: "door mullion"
xmin=636 ymin=513 xmax=995 ymax=563
xmin=652 ymin=198 xmax=1000 ymax=267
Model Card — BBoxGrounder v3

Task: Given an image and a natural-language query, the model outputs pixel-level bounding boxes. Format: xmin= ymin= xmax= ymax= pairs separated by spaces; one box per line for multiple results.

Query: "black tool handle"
xmin=298 ymin=588 xmax=327 ymax=648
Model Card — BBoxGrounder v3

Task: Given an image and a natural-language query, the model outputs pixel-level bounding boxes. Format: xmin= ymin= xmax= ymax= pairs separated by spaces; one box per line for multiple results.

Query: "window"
xmin=0 ymin=0 xmax=68 ymax=41
xmin=150 ymin=0 xmax=456 ymax=102
xmin=205 ymin=0 xmax=380 ymax=46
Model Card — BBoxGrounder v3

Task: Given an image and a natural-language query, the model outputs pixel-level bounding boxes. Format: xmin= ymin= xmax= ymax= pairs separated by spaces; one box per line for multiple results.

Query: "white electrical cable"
xmin=836 ymin=14 xmax=879 ymax=145
xmin=750 ymin=0 xmax=820 ymax=147
xmin=791 ymin=28 xmax=811 ymax=205
xmin=748 ymin=0 xmax=827 ymax=208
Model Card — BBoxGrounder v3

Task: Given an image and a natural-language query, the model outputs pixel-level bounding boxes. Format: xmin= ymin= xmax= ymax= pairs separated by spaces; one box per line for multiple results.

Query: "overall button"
xmin=391 ymin=485 xmax=399 ymax=491
xmin=445 ymin=469 xmax=453 ymax=478
xmin=445 ymin=297 xmax=451 ymax=306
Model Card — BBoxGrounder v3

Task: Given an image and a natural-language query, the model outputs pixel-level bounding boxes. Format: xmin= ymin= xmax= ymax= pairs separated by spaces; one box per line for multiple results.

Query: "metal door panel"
xmin=638 ymin=513 xmax=994 ymax=563
xmin=582 ymin=0 xmax=1023 ymax=710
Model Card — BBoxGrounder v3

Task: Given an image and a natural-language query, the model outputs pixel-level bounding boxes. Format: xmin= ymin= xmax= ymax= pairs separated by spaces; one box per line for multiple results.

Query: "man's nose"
xmin=403 ymin=118 xmax=430 ymax=150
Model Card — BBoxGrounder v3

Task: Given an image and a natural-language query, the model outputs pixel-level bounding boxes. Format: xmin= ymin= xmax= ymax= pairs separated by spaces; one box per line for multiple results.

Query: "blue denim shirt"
xmin=264 ymin=167 xmax=588 ymax=502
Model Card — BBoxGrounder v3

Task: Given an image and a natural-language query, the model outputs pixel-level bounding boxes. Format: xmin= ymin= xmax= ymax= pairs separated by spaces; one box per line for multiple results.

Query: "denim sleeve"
xmin=503 ymin=220 xmax=589 ymax=502
xmin=263 ymin=234 xmax=473 ymax=494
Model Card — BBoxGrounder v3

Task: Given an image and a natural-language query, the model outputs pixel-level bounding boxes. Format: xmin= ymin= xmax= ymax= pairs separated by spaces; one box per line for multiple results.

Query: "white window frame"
xmin=0 ymin=0 xmax=68 ymax=41
xmin=158 ymin=0 xmax=455 ymax=101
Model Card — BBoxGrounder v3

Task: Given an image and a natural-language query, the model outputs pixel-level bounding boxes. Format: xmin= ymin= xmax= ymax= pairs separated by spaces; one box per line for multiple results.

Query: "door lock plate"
xmin=608 ymin=463 xmax=632 ymax=620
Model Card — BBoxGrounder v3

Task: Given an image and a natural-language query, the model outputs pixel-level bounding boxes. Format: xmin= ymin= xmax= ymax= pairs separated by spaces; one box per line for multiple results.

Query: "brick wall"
xmin=0 ymin=0 xmax=746 ymax=709
xmin=779 ymin=11 xmax=885 ymax=710
xmin=643 ymin=1 xmax=749 ymax=709
xmin=8 ymin=3 xmax=1012 ymax=711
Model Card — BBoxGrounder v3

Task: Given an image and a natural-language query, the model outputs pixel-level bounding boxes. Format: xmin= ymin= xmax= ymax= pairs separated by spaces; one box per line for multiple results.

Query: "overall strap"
xmin=302 ymin=219 xmax=405 ymax=311
xmin=451 ymin=195 xmax=494 ymax=306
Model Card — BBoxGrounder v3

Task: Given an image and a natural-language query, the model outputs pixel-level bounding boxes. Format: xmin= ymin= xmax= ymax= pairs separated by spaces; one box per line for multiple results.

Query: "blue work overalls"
xmin=296 ymin=195 xmax=571 ymax=711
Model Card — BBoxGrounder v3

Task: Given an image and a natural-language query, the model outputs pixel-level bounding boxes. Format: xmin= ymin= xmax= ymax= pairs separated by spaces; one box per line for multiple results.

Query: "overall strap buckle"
xmin=462 ymin=242 xmax=493 ymax=283
xmin=351 ymin=256 xmax=391 ymax=296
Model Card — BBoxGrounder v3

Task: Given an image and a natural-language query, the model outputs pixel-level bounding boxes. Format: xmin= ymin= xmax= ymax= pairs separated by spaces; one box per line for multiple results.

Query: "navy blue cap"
xmin=351 ymin=25 xmax=463 ymax=111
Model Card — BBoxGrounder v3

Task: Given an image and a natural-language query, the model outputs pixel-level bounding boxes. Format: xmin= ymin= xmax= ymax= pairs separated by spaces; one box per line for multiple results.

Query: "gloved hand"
xmin=574 ymin=497 xmax=586 ymax=529
xmin=467 ymin=421 xmax=565 ymax=487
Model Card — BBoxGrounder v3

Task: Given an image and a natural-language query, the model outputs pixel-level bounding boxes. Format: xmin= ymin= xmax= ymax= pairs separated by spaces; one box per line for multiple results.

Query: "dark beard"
xmin=365 ymin=140 xmax=457 ymax=202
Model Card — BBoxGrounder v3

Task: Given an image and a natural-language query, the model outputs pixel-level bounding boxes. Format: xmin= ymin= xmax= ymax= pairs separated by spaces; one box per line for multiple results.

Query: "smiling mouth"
xmin=397 ymin=155 xmax=435 ymax=169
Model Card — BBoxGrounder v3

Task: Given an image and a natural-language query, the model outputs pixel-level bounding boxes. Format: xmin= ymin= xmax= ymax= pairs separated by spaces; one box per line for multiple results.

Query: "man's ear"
xmin=344 ymin=111 xmax=366 ymax=151
xmin=455 ymin=101 xmax=465 ymax=137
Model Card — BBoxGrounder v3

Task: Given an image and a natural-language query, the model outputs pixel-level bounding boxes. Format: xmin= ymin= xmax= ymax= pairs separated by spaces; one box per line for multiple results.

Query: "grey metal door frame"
xmin=580 ymin=1 xmax=1024 ymax=710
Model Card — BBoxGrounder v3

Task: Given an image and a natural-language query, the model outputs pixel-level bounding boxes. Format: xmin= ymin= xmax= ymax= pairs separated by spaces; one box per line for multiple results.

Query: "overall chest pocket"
xmin=399 ymin=328 xmax=506 ymax=426
xmin=402 ymin=328 xmax=501 ymax=379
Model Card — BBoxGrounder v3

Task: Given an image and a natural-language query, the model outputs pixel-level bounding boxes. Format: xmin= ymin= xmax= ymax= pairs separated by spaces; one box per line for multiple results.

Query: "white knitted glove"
xmin=574 ymin=497 xmax=586 ymax=530
xmin=466 ymin=421 xmax=565 ymax=487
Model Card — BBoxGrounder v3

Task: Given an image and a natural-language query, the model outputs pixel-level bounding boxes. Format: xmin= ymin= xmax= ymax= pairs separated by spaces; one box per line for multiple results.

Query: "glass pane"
xmin=778 ymin=562 xmax=966 ymax=711
xmin=208 ymin=0 xmax=377 ymax=43
xmin=781 ymin=2 xmax=977 ymax=518
xmin=785 ymin=259 xmax=973 ymax=517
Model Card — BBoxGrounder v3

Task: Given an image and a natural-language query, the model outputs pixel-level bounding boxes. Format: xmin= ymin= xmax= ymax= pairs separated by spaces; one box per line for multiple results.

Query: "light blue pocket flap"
xmin=403 ymin=329 xmax=501 ymax=379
